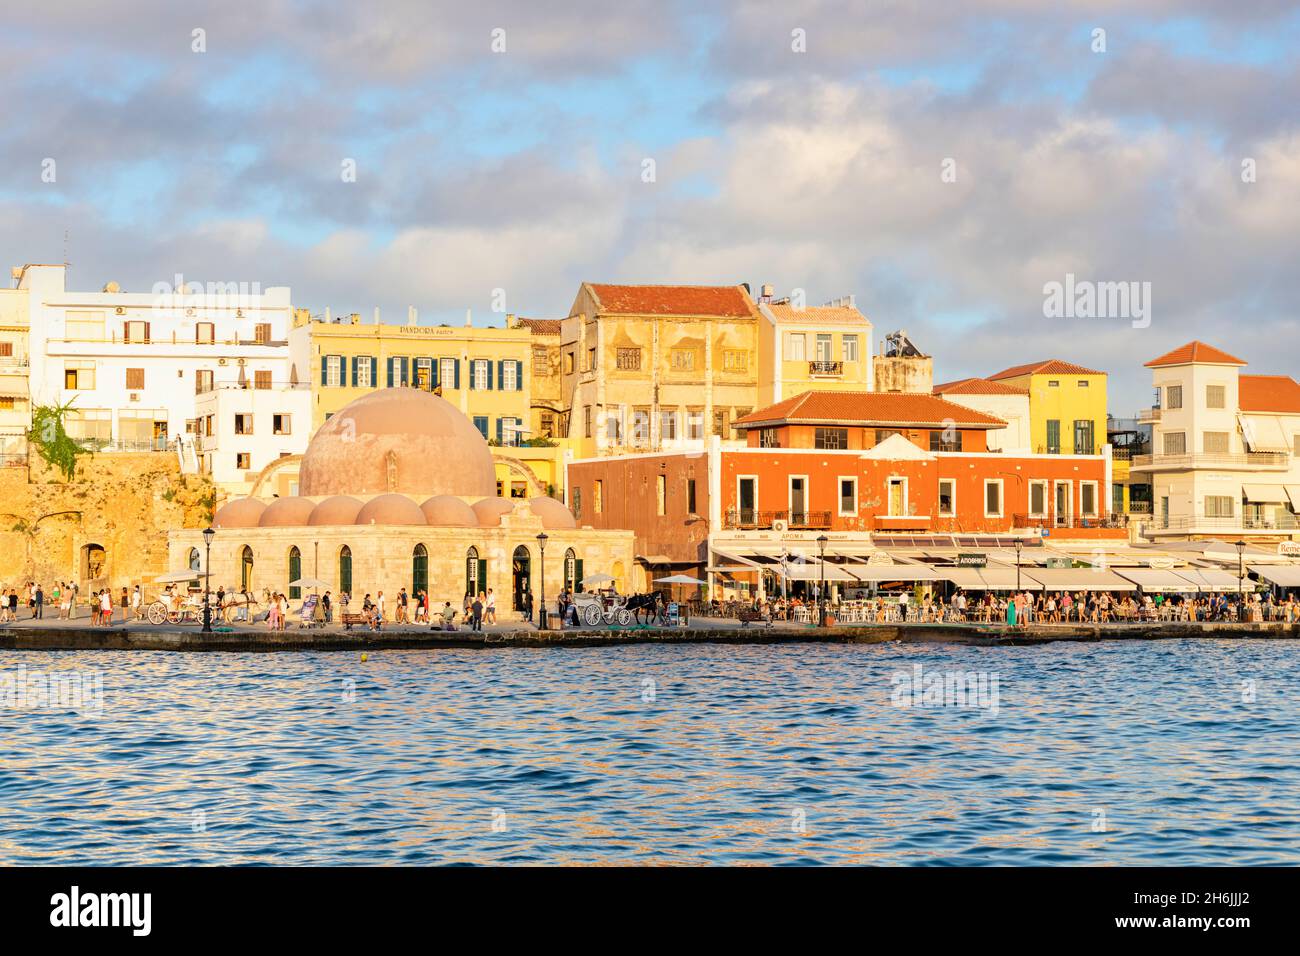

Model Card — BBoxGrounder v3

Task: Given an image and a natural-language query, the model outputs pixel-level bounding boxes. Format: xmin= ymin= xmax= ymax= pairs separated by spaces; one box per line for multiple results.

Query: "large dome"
xmin=298 ymin=390 xmax=497 ymax=498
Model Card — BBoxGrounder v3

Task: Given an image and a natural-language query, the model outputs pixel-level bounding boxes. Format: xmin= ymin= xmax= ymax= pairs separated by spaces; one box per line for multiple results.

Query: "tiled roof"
xmin=765 ymin=302 xmax=870 ymax=326
xmin=586 ymin=283 xmax=757 ymax=318
xmin=988 ymin=359 xmax=1106 ymax=380
xmin=516 ymin=317 xmax=562 ymax=336
xmin=1144 ymin=341 xmax=1247 ymax=368
xmin=1239 ymin=374 xmax=1300 ymax=413
xmin=933 ymin=377 xmax=1029 ymax=396
xmin=734 ymin=390 xmax=1006 ymax=429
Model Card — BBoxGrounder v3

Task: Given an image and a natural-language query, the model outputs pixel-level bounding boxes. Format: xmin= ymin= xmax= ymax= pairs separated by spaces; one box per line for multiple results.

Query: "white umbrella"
xmin=288 ymin=577 xmax=329 ymax=590
xmin=155 ymin=570 xmax=202 ymax=583
xmin=654 ymin=574 xmax=706 ymax=585
xmin=582 ymin=572 xmax=615 ymax=585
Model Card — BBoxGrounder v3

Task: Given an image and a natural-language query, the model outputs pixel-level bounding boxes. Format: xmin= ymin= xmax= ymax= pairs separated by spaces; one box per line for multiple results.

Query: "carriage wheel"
xmin=581 ymin=604 xmax=602 ymax=627
xmin=166 ymin=610 xmax=182 ymax=625
xmin=146 ymin=603 xmax=166 ymax=625
xmin=616 ymin=608 xmax=632 ymax=627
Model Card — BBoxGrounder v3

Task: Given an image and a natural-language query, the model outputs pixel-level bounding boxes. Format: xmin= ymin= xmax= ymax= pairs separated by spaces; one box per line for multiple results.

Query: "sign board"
xmin=865 ymin=551 xmax=894 ymax=566
xmin=956 ymin=553 xmax=988 ymax=568
xmin=1045 ymin=557 xmax=1072 ymax=569
xmin=1148 ymin=556 xmax=1178 ymax=570
xmin=1278 ymin=541 xmax=1300 ymax=558
xmin=666 ymin=602 xmax=681 ymax=627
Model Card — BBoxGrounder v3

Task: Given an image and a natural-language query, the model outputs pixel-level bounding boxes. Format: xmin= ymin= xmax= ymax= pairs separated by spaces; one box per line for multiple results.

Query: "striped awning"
xmin=1243 ymin=484 xmax=1288 ymax=503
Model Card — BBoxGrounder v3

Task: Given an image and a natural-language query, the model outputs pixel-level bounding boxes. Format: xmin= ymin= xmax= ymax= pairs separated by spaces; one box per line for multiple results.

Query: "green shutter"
xmin=350 ymin=356 xmax=358 ymax=387
xmin=478 ymin=559 xmax=487 ymax=596
xmin=574 ymin=558 xmax=584 ymax=593
xmin=515 ymin=359 xmax=523 ymax=390
xmin=320 ymin=356 xmax=328 ymax=386
xmin=454 ymin=360 xmax=461 ymax=390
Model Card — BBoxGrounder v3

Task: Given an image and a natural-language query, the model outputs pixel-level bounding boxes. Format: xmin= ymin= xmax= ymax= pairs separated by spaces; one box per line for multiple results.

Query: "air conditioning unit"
xmin=771 ymin=518 xmax=788 ymax=533
xmin=129 ymin=393 xmax=139 ymax=402
xmin=237 ymin=358 xmax=246 ymax=366
xmin=218 ymin=357 xmax=228 ymax=366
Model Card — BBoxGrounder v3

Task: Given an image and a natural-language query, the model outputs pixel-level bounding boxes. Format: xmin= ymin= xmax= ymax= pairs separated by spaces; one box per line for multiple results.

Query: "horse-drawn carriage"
xmin=145 ymin=589 xmax=206 ymax=625
xmin=569 ymin=586 xmax=665 ymax=627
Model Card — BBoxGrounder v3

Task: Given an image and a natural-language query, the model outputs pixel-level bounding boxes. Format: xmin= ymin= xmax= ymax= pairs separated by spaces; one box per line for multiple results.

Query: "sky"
xmin=1 ymin=0 xmax=1298 ymax=412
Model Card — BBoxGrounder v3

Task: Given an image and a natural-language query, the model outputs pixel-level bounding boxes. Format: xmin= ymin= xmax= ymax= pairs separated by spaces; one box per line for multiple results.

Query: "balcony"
xmin=808 ymin=360 xmax=843 ymax=377
xmin=1013 ymin=513 xmax=1131 ymax=530
xmin=723 ymin=509 xmax=832 ymax=530
xmin=1137 ymin=407 xmax=1162 ymax=424
xmin=1150 ymin=514 xmax=1300 ymax=533
xmin=1131 ymin=451 xmax=1289 ymax=472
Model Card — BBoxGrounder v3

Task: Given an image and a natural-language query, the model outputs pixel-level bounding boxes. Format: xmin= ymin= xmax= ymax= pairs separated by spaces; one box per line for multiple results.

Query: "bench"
xmin=341 ymin=611 xmax=369 ymax=630
xmin=737 ymin=608 xmax=769 ymax=627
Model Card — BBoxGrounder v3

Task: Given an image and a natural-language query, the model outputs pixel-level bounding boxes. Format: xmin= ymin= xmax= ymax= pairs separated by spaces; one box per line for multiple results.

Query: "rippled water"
xmin=1 ymin=640 xmax=1296 ymax=865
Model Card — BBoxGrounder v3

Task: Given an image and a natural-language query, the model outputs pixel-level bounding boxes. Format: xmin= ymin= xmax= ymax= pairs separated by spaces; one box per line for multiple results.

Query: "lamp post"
xmin=1235 ymin=538 xmax=1247 ymax=612
xmin=201 ymin=526 xmax=215 ymax=633
xmin=816 ymin=534 xmax=829 ymax=626
xmin=1014 ymin=538 xmax=1023 ymax=592
xmin=536 ymin=532 xmax=548 ymax=630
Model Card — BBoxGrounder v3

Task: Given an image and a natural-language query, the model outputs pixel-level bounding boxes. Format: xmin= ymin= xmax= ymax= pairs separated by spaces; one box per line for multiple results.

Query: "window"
xmin=196 ymin=322 xmax=214 ymax=344
xmin=656 ymin=475 xmax=666 ymax=515
xmin=1294 ymin=434 xmax=1300 ymax=456
xmin=472 ymin=360 xmax=489 ymax=390
xmin=125 ymin=368 xmax=144 ymax=390
xmin=587 ymin=347 xmax=596 ymax=371
xmin=838 ymin=478 xmax=857 ymax=516
xmin=671 ymin=348 xmax=696 ymax=371
xmin=572 ymin=488 xmax=582 ymax=521
xmin=254 ymin=323 xmax=271 ymax=344
xmin=255 ymin=370 xmax=271 ymax=390
xmin=1029 ymin=480 xmax=1047 ymax=516
xmin=65 ymin=408 xmax=111 ymax=442
xmin=1047 ymin=380 xmax=1059 ymax=388
xmin=325 ymin=355 xmax=342 ymax=387
xmin=630 ymin=408 xmax=650 ymax=445
xmin=594 ymin=480 xmax=603 ymax=514
xmin=1163 ymin=432 xmax=1187 ymax=455
xmin=605 ymin=406 xmax=624 ymax=443
xmin=1206 ymin=385 xmax=1225 ymax=409
xmin=887 ymin=478 xmax=907 ymax=516
xmin=1073 ymin=419 xmax=1094 ymax=455
xmin=938 ymin=479 xmax=956 ymax=517
xmin=1165 ymin=385 xmax=1183 ymax=409
xmin=1080 ymin=482 xmax=1098 ymax=516
xmin=473 ymin=415 xmax=488 ymax=439
xmin=723 ymin=349 xmax=748 ymax=372
xmin=236 ymin=453 xmax=251 ymax=469
xmin=984 ymin=479 xmax=1004 ymax=517
xmin=842 ymin=335 xmax=859 ymax=363
xmin=439 ymin=358 xmax=456 ymax=389
xmin=0 ymin=397 xmax=13 ymax=410
xmin=414 ymin=358 xmax=433 ymax=389
xmin=1077 ymin=380 xmax=1089 ymax=388
xmin=501 ymin=360 xmax=518 ymax=391
xmin=759 ymin=428 xmax=779 ymax=448
xmin=584 ymin=406 xmax=592 ymax=439
xmin=815 ymin=427 xmax=848 ymax=449
xmin=786 ymin=333 xmax=805 ymax=361
xmin=616 ymin=348 xmax=641 ymax=371
xmin=204 ymin=415 xmax=213 ymax=437
xmin=532 ymin=345 xmax=550 ymax=377
xmin=1205 ymin=495 xmax=1234 ymax=518
xmin=713 ymin=409 xmax=728 ymax=437
xmin=815 ymin=334 xmax=832 ymax=362
xmin=123 ymin=320 xmax=150 ymax=344
xmin=929 ymin=430 xmax=962 ymax=452
xmin=660 ymin=409 xmax=677 ymax=441
xmin=234 ymin=414 xmax=253 ymax=435
xmin=564 ymin=352 xmax=575 ymax=375
xmin=0 ymin=342 xmax=11 ymax=357
xmin=540 ymin=412 xmax=555 ymax=438
xmin=687 ymin=409 xmax=704 ymax=440
xmin=687 ymin=479 xmax=697 ymax=514
xmin=1045 ymin=420 xmax=1061 ymax=454
xmin=273 ymin=414 xmax=291 ymax=435
xmin=1203 ymin=431 xmax=1229 ymax=454
xmin=64 ymin=361 xmax=95 ymax=390
xmin=65 ymin=311 xmax=105 ymax=341
xmin=737 ymin=476 xmax=757 ymax=521
xmin=499 ymin=417 xmax=522 ymax=446
xmin=356 ymin=358 xmax=374 ymax=388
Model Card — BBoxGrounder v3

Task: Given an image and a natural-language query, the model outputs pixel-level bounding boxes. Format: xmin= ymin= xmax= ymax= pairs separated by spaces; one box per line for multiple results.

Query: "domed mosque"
xmin=169 ymin=390 xmax=633 ymax=618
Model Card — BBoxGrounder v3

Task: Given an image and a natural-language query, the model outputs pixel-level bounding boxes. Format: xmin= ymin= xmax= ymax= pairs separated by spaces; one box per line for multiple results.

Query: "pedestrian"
xmin=322 ymin=590 xmax=333 ymax=624
xmin=522 ymin=587 xmax=534 ymax=625
xmin=485 ymin=588 xmax=497 ymax=625
xmin=52 ymin=582 xmax=62 ymax=618
xmin=131 ymin=585 xmax=142 ymax=620
xmin=462 ymin=591 xmax=473 ymax=622
xmin=397 ymin=588 xmax=408 ymax=624
xmin=68 ymin=580 xmax=79 ymax=620
xmin=471 ymin=593 xmax=484 ymax=631
xmin=120 ymin=586 xmax=129 ymax=623
xmin=59 ymin=584 xmax=71 ymax=619
xmin=376 ymin=590 xmax=386 ymax=627
xmin=100 ymin=588 xmax=113 ymax=625
xmin=33 ymin=583 xmax=44 ymax=619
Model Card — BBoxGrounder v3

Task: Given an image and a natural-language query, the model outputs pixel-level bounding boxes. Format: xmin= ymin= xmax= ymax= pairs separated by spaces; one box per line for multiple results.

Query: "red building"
xmin=566 ymin=390 xmax=1123 ymax=595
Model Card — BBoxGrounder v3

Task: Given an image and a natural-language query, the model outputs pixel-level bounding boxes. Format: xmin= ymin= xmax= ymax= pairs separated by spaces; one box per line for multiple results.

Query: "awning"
xmin=842 ymin=563 xmax=943 ymax=582
xmin=1022 ymin=568 xmax=1137 ymax=592
xmin=1241 ymin=414 xmax=1291 ymax=452
xmin=1287 ymin=487 xmax=1300 ymax=509
xmin=707 ymin=565 xmax=758 ymax=574
xmin=1243 ymin=484 xmax=1288 ymax=503
xmin=781 ymin=564 xmax=859 ymax=582
xmin=1115 ymin=569 xmax=1200 ymax=592
xmin=1176 ymin=569 xmax=1244 ymax=590
xmin=1249 ymin=565 xmax=1300 ymax=587
xmin=939 ymin=567 xmax=1024 ymax=590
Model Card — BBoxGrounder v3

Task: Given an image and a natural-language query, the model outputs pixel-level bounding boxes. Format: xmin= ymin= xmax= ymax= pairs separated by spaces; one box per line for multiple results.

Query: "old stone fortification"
xmin=0 ymin=449 xmax=214 ymax=590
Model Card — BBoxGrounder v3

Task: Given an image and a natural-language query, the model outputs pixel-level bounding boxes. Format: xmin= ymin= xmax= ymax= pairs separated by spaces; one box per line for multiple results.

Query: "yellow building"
xmin=0 ymin=284 xmax=30 ymax=460
xmin=987 ymin=359 xmax=1108 ymax=455
xmin=757 ymin=294 xmax=873 ymax=405
xmin=511 ymin=315 xmax=565 ymax=440
xmin=561 ymin=282 xmax=764 ymax=459
xmin=289 ymin=311 xmax=574 ymax=499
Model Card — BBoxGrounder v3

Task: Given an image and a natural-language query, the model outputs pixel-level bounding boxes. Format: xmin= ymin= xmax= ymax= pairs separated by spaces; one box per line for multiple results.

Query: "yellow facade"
xmin=0 ymin=287 xmax=30 ymax=458
xmin=990 ymin=363 xmax=1109 ymax=455
xmin=758 ymin=301 xmax=872 ymax=405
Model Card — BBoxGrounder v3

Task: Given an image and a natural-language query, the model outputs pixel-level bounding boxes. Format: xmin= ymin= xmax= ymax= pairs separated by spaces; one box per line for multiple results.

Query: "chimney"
xmin=325 ymin=307 xmax=332 ymax=323
xmin=408 ymin=306 xmax=417 ymax=325
xmin=760 ymin=283 xmax=774 ymax=303
xmin=465 ymin=308 xmax=473 ymax=327
xmin=373 ymin=306 xmax=380 ymax=325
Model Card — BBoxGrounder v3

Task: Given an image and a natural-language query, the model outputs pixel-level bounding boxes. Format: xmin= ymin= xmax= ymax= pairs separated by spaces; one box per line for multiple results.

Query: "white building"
xmin=0 ymin=284 xmax=30 ymax=461
xmin=932 ymin=377 xmax=1032 ymax=454
xmin=194 ymin=381 xmax=313 ymax=494
xmin=1134 ymin=340 xmax=1300 ymax=542
xmin=17 ymin=264 xmax=307 ymax=489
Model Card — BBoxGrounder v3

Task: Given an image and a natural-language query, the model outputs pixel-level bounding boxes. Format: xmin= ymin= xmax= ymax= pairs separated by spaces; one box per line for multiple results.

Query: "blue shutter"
xmin=401 ymin=356 xmax=409 ymax=386
xmin=514 ymin=359 xmax=523 ymax=390
xmin=369 ymin=357 xmax=377 ymax=387
xmin=454 ymin=360 xmax=461 ymax=390
xmin=320 ymin=356 xmax=328 ymax=386
xmin=486 ymin=360 xmax=494 ymax=390
xmin=473 ymin=415 xmax=488 ymax=438
xmin=495 ymin=418 xmax=503 ymax=444
xmin=350 ymin=356 xmax=358 ymax=387
xmin=497 ymin=360 xmax=505 ymax=392
xmin=467 ymin=360 xmax=475 ymax=390
xmin=431 ymin=358 xmax=439 ymax=388
xmin=385 ymin=358 xmax=393 ymax=388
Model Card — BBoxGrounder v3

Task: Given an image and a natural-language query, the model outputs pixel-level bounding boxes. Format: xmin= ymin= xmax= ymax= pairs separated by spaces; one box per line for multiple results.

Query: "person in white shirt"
xmin=376 ymin=591 xmax=386 ymax=623
xmin=485 ymin=589 xmax=497 ymax=625
xmin=100 ymin=589 xmax=113 ymax=625
xmin=131 ymin=585 xmax=142 ymax=620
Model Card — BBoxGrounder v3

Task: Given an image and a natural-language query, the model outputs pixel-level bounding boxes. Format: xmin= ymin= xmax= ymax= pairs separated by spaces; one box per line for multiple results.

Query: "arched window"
xmin=412 ymin=544 xmax=428 ymax=596
xmin=188 ymin=548 xmax=201 ymax=571
xmin=288 ymin=546 xmax=302 ymax=599
xmin=564 ymin=548 xmax=583 ymax=593
xmin=240 ymin=546 xmax=254 ymax=591
xmin=339 ymin=545 xmax=352 ymax=596
xmin=512 ymin=545 xmax=531 ymax=611
xmin=466 ymin=546 xmax=483 ymax=597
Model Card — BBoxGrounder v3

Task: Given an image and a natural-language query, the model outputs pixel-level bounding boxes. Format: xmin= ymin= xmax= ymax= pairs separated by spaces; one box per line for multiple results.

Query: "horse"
xmin=625 ymin=591 xmax=665 ymax=625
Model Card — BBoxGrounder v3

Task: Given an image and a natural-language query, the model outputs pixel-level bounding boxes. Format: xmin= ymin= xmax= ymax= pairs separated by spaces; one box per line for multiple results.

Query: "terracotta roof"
xmin=1239 ymin=374 xmax=1300 ymax=413
xmin=1144 ymin=341 xmax=1247 ymax=368
xmin=586 ymin=283 xmax=757 ymax=318
xmin=765 ymin=302 xmax=870 ymax=326
xmin=988 ymin=359 xmax=1106 ymax=380
xmin=516 ymin=317 xmax=561 ymax=336
xmin=933 ymin=377 xmax=1029 ymax=396
xmin=735 ymin=390 xmax=1006 ymax=429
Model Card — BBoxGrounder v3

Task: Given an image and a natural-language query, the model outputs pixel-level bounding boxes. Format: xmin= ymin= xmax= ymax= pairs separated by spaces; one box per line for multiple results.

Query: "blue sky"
xmin=1 ymin=0 xmax=1298 ymax=409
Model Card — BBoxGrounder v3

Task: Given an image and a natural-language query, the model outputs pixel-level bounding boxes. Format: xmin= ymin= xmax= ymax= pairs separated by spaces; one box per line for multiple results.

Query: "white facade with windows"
xmin=193 ymin=382 xmax=313 ymax=493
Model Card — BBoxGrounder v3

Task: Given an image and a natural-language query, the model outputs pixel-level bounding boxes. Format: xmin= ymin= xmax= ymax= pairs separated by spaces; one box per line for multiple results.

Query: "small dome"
xmin=259 ymin=497 xmax=316 ymax=527
xmin=528 ymin=496 xmax=577 ymax=529
xmin=421 ymin=495 xmax=478 ymax=527
xmin=355 ymin=493 xmax=427 ymax=526
xmin=213 ymin=497 xmax=266 ymax=529
xmin=472 ymin=497 xmax=515 ymax=527
xmin=308 ymin=495 xmax=364 ymax=526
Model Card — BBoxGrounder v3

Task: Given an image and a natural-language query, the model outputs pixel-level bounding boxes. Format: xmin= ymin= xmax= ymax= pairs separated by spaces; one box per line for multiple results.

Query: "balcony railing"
xmin=1137 ymin=407 xmax=1162 ymax=423
xmin=1125 ymin=500 xmax=1153 ymax=514
xmin=1012 ymin=513 xmax=1130 ymax=530
xmin=1151 ymin=514 xmax=1300 ymax=532
xmin=723 ymin=509 xmax=833 ymax=530
xmin=1131 ymin=451 xmax=1289 ymax=470
xmin=808 ymin=360 xmax=843 ymax=376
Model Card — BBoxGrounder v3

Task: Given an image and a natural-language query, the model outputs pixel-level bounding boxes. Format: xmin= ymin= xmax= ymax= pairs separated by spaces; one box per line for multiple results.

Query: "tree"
xmin=28 ymin=400 xmax=96 ymax=480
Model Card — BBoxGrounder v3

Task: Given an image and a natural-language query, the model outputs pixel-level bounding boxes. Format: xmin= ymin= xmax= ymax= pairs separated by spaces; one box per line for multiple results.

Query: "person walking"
xmin=485 ymin=588 xmax=497 ymax=626
xmin=322 ymin=590 xmax=333 ymax=625
xmin=33 ymin=583 xmax=44 ymax=620
xmin=522 ymin=587 xmax=534 ymax=626
xmin=471 ymin=593 xmax=484 ymax=631
xmin=376 ymin=591 xmax=386 ymax=627
xmin=131 ymin=585 xmax=142 ymax=620
xmin=67 ymin=580 xmax=79 ymax=620
xmin=119 ymin=587 xmax=129 ymax=623
xmin=396 ymin=588 xmax=408 ymax=625
xmin=100 ymin=589 xmax=113 ymax=625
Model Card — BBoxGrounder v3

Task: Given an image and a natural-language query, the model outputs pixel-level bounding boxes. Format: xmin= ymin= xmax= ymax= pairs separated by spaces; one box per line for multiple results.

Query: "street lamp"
xmin=536 ymin=532 xmax=549 ymax=630
xmin=1014 ymin=538 xmax=1023 ymax=592
xmin=201 ymin=526 xmax=215 ymax=633
xmin=1235 ymin=538 xmax=1247 ymax=611
xmin=816 ymin=534 xmax=829 ymax=626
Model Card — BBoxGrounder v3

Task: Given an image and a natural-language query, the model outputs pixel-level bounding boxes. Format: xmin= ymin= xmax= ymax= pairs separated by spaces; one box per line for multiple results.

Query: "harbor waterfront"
xmin=1 ymin=639 xmax=1295 ymax=866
